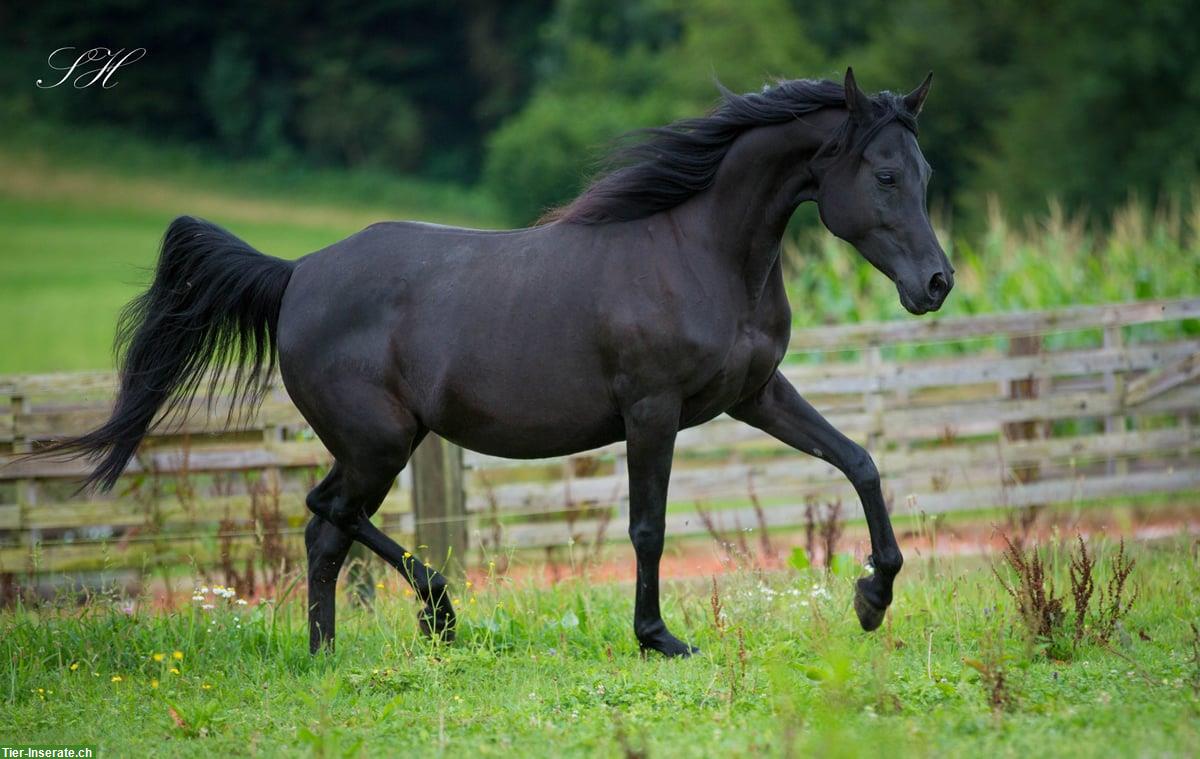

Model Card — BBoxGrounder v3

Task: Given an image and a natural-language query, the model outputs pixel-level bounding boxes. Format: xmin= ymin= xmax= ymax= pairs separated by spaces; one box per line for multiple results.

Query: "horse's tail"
xmin=40 ymin=216 xmax=295 ymax=491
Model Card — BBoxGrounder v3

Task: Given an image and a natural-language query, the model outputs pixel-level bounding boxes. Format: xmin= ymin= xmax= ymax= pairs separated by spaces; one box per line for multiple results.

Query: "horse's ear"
xmin=904 ymin=72 xmax=933 ymax=116
xmin=844 ymin=67 xmax=873 ymax=124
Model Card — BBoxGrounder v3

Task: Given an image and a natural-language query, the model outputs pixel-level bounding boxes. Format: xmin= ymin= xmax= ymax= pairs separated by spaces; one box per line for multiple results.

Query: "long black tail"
xmin=41 ymin=216 xmax=295 ymax=491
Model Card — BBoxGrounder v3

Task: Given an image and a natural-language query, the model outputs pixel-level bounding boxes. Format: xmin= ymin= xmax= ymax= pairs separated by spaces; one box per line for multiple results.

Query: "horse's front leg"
xmin=730 ymin=371 xmax=902 ymax=631
xmin=623 ymin=394 xmax=698 ymax=656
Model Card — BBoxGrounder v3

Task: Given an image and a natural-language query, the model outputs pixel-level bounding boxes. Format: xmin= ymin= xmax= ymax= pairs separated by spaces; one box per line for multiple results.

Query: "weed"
xmin=992 ymin=534 xmax=1065 ymax=642
xmin=817 ymin=499 xmax=844 ymax=570
xmin=1068 ymin=535 xmax=1096 ymax=645
xmin=993 ymin=533 xmax=1140 ymax=656
xmin=1094 ymin=538 xmax=1138 ymax=645
xmin=710 ymin=575 xmax=724 ymax=635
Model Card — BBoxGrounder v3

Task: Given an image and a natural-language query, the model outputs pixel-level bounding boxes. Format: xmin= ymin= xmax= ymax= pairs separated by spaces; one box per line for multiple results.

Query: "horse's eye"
xmin=876 ymin=172 xmax=896 ymax=186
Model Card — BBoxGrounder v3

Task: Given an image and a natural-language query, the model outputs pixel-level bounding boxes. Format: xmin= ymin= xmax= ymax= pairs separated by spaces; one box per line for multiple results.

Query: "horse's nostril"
xmin=928 ymin=271 xmax=948 ymax=300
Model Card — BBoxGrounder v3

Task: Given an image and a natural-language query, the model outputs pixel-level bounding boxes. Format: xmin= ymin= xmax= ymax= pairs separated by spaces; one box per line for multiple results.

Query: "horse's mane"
xmin=542 ymin=78 xmax=917 ymax=225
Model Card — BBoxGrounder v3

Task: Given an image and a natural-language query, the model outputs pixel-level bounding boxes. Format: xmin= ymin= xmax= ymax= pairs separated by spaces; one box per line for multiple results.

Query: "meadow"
xmin=0 ymin=535 xmax=1197 ymax=757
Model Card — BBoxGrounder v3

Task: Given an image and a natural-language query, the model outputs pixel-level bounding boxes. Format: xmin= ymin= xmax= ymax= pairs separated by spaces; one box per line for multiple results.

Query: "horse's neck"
xmin=690 ymin=112 xmax=840 ymax=298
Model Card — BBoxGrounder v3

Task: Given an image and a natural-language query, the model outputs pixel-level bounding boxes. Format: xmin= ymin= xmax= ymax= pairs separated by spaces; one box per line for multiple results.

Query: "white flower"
xmin=201 ymin=604 xmax=215 ymax=610
xmin=236 ymin=599 xmax=248 ymax=606
xmin=191 ymin=595 xmax=205 ymax=602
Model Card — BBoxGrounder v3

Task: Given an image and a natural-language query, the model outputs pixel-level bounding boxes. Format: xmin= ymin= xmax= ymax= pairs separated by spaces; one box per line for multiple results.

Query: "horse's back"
xmin=276 ymin=221 xmax=624 ymax=457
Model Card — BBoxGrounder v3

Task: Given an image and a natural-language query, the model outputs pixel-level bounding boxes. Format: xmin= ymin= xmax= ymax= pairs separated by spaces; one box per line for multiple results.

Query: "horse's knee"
xmin=845 ymin=447 xmax=880 ymax=490
xmin=628 ymin=521 xmax=664 ymax=555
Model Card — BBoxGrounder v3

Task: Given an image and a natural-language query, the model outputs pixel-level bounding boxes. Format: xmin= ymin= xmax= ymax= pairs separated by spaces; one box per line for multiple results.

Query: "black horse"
xmin=47 ymin=68 xmax=951 ymax=656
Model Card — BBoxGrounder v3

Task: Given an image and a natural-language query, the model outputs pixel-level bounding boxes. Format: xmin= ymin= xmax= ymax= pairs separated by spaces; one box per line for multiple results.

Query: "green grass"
xmin=0 ymin=194 xmax=354 ymax=373
xmin=1 ymin=537 xmax=1197 ymax=757
xmin=0 ymin=122 xmax=501 ymax=374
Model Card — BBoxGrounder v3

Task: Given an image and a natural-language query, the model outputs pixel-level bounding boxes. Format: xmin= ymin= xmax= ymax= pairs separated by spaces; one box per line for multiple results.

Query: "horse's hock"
xmin=1 ymin=297 xmax=1198 ymax=582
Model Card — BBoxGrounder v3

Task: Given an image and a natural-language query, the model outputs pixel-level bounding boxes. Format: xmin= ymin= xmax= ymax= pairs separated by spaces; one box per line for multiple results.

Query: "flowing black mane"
xmin=545 ymin=78 xmax=918 ymax=225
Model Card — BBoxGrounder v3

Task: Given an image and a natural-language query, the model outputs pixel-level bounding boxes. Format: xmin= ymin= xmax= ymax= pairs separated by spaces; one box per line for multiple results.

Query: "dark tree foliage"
xmin=0 ymin=0 xmax=554 ymax=180
xmin=2 ymin=0 xmax=1196 ymax=221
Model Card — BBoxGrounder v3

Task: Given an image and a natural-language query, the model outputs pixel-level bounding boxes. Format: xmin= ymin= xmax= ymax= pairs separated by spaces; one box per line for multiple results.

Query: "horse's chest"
xmin=681 ymin=322 xmax=787 ymax=426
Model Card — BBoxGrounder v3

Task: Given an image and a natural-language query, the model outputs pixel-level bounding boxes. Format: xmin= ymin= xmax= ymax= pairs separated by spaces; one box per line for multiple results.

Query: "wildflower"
xmin=173 ymin=651 xmax=183 ymax=661
xmin=375 ymin=582 xmax=385 ymax=590
xmin=111 ymin=675 xmax=123 ymax=683
xmin=470 ymin=597 xmax=477 ymax=604
xmin=152 ymin=653 xmax=165 ymax=662
xmin=151 ymin=679 xmax=159 ymax=689
xmin=199 ymin=587 xmax=209 ymax=594
xmin=402 ymin=551 xmax=412 ymax=559
xmin=170 ymin=668 xmax=181 ymax=676
xmin=192 ymin=595 xmax=205 ymax=602
xmin=236 ymin=599 xmax=248 ymax=606
xmin=201 ymin=604 xmax=215 ymax=610
xmin=201 ymin=683 xmax=212 ymax=690
xmin=465 ymin=581 xmax=473 ymax=588
xmin=69 ymin=663 xmax=79 ymax=671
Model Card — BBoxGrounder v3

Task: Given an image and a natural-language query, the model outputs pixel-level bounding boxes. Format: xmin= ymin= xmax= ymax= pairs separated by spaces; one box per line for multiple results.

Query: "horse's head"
xmin=814 ymin=68 xmax=952 ymax=315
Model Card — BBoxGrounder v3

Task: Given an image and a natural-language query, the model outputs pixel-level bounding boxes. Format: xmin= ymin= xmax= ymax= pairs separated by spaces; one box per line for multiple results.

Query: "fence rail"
xmin=2 ymin=297 xmax=1198 ymax=576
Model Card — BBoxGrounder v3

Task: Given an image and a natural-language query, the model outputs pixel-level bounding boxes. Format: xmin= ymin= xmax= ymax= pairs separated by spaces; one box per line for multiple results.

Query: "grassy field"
xmin=0 ymin=536 xmax=1197 ymax=757
xmin=0 ymin=140 xmax=503 ymax=374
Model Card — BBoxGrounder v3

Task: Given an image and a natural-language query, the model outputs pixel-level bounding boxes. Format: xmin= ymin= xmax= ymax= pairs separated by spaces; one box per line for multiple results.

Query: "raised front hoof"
xmin=417 ymin=604 xmax=457 ymax=643
xmin=854 ymin=578 xmax=888 ymax=632
xmin=638 ymin=630 xmax=700 ymax=658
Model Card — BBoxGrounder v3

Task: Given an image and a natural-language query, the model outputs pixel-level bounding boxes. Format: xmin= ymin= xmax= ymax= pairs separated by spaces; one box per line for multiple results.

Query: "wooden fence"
xmin=1 ymin=297 xmax=1198 ymax=579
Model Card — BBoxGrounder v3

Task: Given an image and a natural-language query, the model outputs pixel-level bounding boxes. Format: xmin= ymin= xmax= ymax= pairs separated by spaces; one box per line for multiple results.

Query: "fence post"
xmin=1103 ymin=325 xmax=1128 ymax=476
xmin=411 ymin=435 xmax=466 ymax=575
xmin=1005 ymin=333 xmax=1043 ymax=486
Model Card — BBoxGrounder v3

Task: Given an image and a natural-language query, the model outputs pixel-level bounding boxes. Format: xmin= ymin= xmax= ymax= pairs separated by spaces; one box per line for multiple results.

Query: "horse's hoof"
xmin=418 ymin=605 xmax=456 ymax=642
xmin=854 ymin=578 xmax=887 ymax=632
xmin=638 ymin=631 xmax=699 ymax=658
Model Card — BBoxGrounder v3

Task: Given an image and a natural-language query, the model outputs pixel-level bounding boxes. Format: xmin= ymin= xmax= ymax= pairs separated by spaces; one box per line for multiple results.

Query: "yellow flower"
xmin=465 ymin=581 xmax=473 ymax=588
xmin=470 ymin=597 xmax=477 ymax=604
xmin=172 ymin=651 xmax=183 ymax=661
xmin=375 ymin=582 xmax=385 ymax=590
xmin=151 ymin=679 xmax=159 ymax=689
xmin=152 ymin=653 xmax=165 ymax=662
xmin=69 ymin=662 xmax=79 ymax=671
xmin=201 ymin=683 xmax=212 ymax=690
xmin=402 ymin=551 xmax=412 ymax=559
xmin=111 ymin=675 xmax=123 ymax=683
xmin=170 ymin=668 xmax=180 ymax=675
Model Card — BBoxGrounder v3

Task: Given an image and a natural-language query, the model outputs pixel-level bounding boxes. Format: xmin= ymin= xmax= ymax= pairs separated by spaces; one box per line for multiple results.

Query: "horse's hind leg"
xmin=303 ymin=412 xmax=455 ymax=652
xmin=305 ymin=478 xmax=354 ymax=653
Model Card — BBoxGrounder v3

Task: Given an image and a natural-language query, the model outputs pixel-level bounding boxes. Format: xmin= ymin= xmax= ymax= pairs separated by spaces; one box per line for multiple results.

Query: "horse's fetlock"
xmin=874 ymin=548 xmax=903 ymax=577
